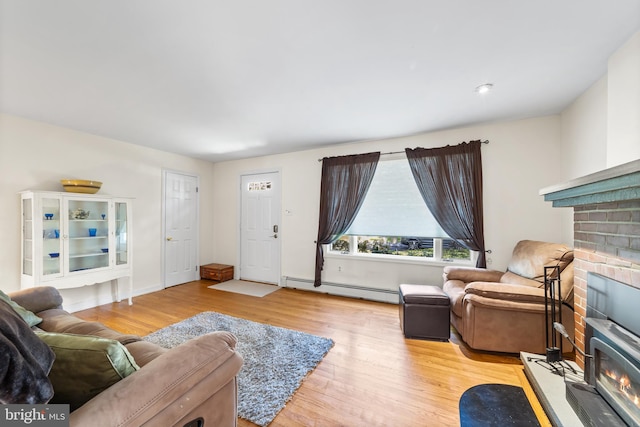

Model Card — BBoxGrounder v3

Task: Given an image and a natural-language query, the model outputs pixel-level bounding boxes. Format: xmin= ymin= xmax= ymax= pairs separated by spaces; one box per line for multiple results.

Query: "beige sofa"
xmin=4 ymin=286 xmax=243 ymax=427
xmin=442 ymin=240 xmax=574 ymax=354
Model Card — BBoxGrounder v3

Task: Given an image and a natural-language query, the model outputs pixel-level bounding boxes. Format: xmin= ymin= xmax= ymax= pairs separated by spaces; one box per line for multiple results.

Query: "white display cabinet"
xmin=20 ymin=191 xmax=133 ymax=305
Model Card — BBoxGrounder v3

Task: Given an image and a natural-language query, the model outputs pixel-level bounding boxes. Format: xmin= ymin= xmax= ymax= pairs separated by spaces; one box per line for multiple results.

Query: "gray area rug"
xmin=143 ymin=312 xmax=334 ymax=426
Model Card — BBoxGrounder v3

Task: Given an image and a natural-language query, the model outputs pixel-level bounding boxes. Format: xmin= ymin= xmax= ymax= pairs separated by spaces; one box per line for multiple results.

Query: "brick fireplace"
xmin=541 ymin=159 xmax=640 ymax=369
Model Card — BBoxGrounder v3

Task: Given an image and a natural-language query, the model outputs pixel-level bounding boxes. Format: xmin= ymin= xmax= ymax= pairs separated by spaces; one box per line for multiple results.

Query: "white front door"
xmin=240 ymin=172 xmax=281 ymax=284
xmin=164 ymin=171 xmax=199 ymax=287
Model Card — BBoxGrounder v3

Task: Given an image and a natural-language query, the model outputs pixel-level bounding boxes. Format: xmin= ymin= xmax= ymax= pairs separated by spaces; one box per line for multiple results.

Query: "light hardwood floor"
xmin=74 ymin=281 xmax=551 ymax=427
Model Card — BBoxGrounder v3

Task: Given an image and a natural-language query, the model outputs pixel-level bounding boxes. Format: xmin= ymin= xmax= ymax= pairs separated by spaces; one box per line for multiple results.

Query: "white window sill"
xmin=324 ymin=251 xmax=475 ymax=267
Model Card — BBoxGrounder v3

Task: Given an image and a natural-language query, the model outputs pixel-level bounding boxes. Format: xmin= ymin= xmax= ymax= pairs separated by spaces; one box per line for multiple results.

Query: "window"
xmin=328 ymin=157 xmax=472 ymax=262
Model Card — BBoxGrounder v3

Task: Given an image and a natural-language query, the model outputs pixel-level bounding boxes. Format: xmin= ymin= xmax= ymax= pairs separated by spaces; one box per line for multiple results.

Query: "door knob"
xmin=166 ymin=237 xmax=173 ymax=241
xmin=271 ymin=234 xmax=278 ymax=239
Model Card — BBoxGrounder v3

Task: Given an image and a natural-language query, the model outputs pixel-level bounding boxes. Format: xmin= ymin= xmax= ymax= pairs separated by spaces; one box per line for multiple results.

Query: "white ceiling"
xmin=1 ymin=1 xmax=639 ymax=163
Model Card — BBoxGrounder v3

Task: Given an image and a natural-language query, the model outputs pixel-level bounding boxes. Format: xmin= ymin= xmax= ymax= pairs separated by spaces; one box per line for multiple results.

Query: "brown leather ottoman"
xmin=399 ymin=284 xmax=451 ymax=341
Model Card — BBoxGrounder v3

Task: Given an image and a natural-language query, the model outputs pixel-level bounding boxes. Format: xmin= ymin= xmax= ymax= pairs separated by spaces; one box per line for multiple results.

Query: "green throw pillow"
xmin=0 ymin=290 xmax=43 ymax=327
xmin=35 ymin=331 xmax=140 ymax=411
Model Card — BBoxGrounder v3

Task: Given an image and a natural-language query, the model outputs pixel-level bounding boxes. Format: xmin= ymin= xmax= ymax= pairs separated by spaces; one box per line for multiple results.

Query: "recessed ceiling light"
xmin=475 ymin=83 xmax=493 ymax=94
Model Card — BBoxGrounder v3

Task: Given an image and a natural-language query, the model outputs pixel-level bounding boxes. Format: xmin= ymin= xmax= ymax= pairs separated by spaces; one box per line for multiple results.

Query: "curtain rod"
xmin=317 ymin=140 xmax=489 ymax=162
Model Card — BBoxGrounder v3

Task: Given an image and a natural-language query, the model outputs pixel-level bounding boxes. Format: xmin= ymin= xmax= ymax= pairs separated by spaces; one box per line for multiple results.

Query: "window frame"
xmin=325 ymin=236 xmax=477 ymax=266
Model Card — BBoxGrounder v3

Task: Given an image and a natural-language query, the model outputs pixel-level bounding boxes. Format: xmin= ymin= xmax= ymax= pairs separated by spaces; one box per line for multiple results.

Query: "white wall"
xmin=560 ymin=30 xmax=640 ymax=174
xmin=607 ymin=31 xmax=640 ymax=167
xmin=558 ymin=76 xmax=609 ymax=245
xmin=0 ymin=114 xmax=215 ymax=310
xmin=212 ymin=115 xmax=566 ymax=293
xmin=558 ymin=30 xmax=640 ymax=245
xmin=560 ymin=76 xmax=609 ymax=181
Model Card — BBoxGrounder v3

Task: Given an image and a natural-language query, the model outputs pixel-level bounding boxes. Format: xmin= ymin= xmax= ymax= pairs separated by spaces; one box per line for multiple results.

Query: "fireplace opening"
xmin=593 ymin=336 xmax=640 ymax=426
xmin=567 ymin=273 xmax=640 ymax=427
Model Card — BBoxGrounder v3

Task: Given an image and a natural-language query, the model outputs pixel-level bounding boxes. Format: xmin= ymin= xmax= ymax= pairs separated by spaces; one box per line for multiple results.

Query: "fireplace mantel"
xmin=540 ymin=159 xmax=640 ymax=207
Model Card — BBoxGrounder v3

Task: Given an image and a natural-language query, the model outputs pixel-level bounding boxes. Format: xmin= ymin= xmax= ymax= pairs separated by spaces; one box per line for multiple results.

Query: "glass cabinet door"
xmin=67 ymin=199 xmax=109 ymax=273
xmin=115 ymin=202 xmax=129 ymax=266
xmin=42 ymin=197 xmax=62 ymax=276
xmin=22 ymin=198 xmax=33 ymax=276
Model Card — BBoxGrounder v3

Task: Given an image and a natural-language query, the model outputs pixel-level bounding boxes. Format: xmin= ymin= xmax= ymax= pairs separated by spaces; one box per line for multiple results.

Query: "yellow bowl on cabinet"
xmin=61 ymin=179 xmax=102 ymax=194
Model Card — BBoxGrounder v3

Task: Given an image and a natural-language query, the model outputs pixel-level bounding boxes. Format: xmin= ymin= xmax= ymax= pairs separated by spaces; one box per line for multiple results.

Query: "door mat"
xmin=459 ymin=383 xmax=541 ymax=426
xmin=208 ymin=280 xmax=279 ymax=297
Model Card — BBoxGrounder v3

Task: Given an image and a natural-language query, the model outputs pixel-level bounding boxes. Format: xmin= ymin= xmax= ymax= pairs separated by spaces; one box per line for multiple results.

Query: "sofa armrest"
xmin=9 ymin=287 xmax=63 ymax=313
xmin=70 ymin=331 xmax=244 ymax=427
xmin=443 ymin=266 xmax=504 ymax=283
xmin=465 ymin=281 xmax=547 ymax=305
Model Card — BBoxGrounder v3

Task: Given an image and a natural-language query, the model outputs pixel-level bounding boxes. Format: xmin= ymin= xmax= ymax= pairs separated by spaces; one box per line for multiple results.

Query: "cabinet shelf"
xmin=69 ymin=252 xmax=109 ymax=259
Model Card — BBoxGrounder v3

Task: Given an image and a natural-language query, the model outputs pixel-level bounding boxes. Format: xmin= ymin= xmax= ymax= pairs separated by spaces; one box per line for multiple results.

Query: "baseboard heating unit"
xmin=281 ymin=276 xmax=399 ymax=304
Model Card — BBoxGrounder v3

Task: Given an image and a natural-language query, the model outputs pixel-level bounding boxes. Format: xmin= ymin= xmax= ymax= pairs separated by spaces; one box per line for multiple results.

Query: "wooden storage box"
xmin=200 ymin=263 xmax=234 ymax=282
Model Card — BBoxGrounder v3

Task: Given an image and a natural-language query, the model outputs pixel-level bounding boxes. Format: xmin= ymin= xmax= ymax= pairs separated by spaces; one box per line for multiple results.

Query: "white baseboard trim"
xmin=65 ymin=283 xmax=164 ymax=313
xmin=282 ymin=276 xmax=399 ymax=304
xmin=132 ymin=283 xmax=164 ymax=298
xmin=65 ymin=296 xmax=112 ymax=313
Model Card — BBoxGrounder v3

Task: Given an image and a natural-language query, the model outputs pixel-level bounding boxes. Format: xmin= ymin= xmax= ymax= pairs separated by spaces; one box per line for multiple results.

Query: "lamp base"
xmin=546 ymin=347 xmax=562 ymax=363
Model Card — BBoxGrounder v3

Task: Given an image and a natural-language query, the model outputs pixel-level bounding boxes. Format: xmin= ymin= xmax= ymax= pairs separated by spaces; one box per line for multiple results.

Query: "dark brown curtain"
xmin=405 ymin=140 xmax=486 ymax=268
xmin=315 ymin=152 xmax=380 ymax=287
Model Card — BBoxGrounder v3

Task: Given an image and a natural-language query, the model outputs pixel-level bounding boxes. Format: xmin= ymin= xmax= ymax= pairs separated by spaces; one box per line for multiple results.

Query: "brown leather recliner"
xmin=443 ymin=240 xmax=574 ymax=354
xmin=8 ymin=286 xmax=243 ymax=427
